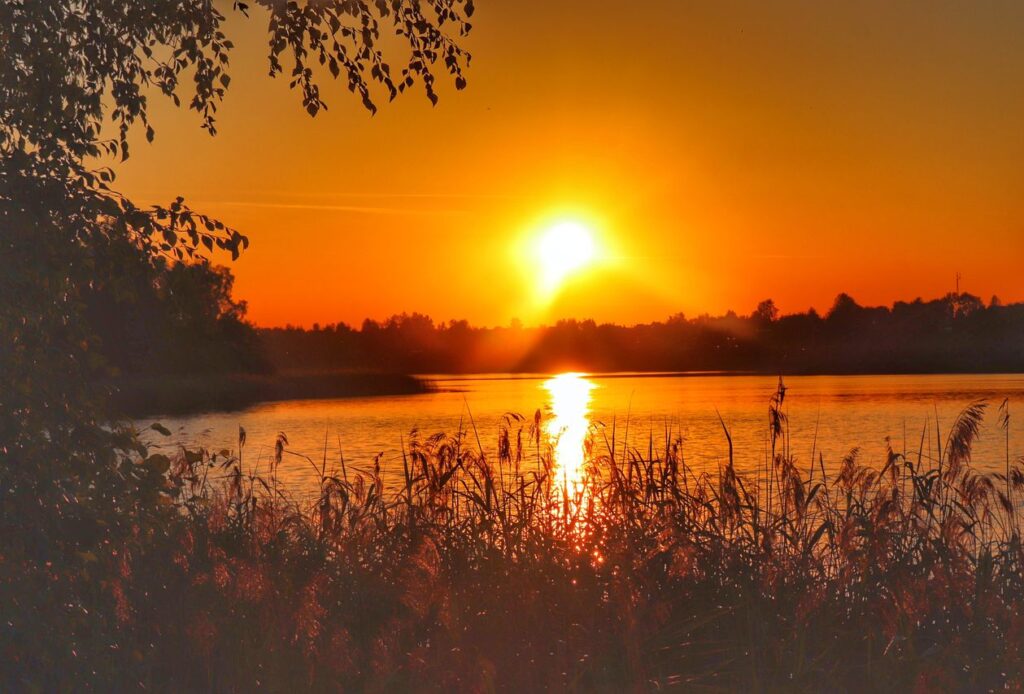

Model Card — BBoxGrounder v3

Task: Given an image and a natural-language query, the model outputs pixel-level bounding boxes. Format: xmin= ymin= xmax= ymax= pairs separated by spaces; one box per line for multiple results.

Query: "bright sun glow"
xmin=537 ymin=221 xmax=596 ymax=291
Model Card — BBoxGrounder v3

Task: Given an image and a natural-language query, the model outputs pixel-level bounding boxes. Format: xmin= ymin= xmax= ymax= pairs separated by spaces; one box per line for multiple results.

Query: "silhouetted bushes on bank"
xmin=262 ymin=292 xmax=1024 ymax=374
xmin=82 ymin=235 xmax=271 ymax=379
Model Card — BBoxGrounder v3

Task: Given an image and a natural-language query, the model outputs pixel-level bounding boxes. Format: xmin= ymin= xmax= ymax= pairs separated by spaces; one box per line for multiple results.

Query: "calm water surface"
xmin=142 ymin=373 xmax=1024 ymax=500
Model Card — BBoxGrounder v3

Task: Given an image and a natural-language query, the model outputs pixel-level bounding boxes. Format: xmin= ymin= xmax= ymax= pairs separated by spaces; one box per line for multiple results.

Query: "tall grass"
xmin=6 ymin=381 xmax=1024 ymax=691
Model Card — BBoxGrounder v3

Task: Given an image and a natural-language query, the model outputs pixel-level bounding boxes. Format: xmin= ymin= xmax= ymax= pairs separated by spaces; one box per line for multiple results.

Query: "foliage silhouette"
xmin=262 ymin=292 xmax=1024 ymax=375
xmin=1 ymin=1 xmax=472 ymax=686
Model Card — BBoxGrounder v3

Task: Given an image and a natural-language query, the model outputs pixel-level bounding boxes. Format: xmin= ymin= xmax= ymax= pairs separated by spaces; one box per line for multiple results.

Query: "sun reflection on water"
xmin=543 ymin=372 xmax=596 ymax=486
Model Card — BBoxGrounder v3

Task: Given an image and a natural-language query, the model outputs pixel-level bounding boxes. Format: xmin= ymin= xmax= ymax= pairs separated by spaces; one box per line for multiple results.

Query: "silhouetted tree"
xmin=1 ymin=3 xmax=473 ymax=687
xmin=828 ymin=292 xmax=861 ymax=318
xmin=753 ymin=299 xmax=780 ymax=323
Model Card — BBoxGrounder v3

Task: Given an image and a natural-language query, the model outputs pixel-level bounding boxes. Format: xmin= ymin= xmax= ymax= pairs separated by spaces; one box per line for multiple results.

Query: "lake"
xmin=141 ymin=372 xmax=1024 ymax=500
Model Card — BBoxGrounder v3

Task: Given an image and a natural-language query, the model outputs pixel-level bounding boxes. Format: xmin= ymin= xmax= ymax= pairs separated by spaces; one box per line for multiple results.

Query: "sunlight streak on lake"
xmin=147 ymin=374 xmax=1024 ymax=500
xmin=543 ymin=373 xmax=596 ymax=486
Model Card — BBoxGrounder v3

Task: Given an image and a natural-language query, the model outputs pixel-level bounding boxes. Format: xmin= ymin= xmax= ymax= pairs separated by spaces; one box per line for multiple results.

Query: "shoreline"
xmin=421 ymin=368 xmax=1024 ymax=382
xmin=111 ymin=368 xmax=1024 ymax=418
xmin=110 ymin=371 xmax=430 ymax=418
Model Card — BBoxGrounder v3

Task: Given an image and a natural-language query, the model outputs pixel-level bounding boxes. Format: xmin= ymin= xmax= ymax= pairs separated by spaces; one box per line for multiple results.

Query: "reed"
xmin=5 ymin=382 xmax=1024 ymax=691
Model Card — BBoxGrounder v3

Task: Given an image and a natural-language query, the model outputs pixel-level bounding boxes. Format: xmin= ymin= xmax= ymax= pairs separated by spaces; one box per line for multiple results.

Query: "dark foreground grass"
xmin=4 ymin=383 xmax=1024 ymax=691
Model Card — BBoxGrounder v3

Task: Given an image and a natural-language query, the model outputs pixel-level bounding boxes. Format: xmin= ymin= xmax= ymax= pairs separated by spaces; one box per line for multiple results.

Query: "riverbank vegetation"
xmin=262 ymin=292 xmax=1024 ymax=375
xmin=5 ymin=383 xmax=1023 ymax=690
xmin=1 ymin=2 xmax=475 ymax=689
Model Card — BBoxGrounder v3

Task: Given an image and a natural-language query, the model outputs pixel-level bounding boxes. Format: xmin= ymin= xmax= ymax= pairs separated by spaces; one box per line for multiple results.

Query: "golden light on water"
xmin=543 ymin=372 xmax=596 ymax=485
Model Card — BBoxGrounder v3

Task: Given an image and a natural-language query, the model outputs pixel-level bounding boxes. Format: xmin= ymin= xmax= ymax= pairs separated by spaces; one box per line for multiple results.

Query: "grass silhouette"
xmin=5 ymin=381 xmax=1024 ymax=691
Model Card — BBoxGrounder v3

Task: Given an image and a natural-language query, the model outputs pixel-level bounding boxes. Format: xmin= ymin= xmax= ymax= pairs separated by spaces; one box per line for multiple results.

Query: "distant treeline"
xmin=261 ymin=293 xmax=1024 ymax=374
xmin=88 ymin=245 xmax=1024 ymax=377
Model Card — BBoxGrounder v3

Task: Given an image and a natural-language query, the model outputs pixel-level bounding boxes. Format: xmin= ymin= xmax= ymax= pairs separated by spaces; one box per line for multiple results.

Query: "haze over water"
xmin=143 ymin=373 xmax=1024 ymax=500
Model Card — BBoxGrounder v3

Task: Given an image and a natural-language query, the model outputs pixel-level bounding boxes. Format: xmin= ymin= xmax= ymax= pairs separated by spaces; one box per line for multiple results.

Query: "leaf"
xmin=145 ymin=454 xmax=171 ymax=474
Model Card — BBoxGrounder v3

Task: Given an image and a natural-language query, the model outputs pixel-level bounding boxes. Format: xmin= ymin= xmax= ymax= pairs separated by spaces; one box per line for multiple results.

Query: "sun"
xmin=537 ymin=221 xmax=596 ymax=290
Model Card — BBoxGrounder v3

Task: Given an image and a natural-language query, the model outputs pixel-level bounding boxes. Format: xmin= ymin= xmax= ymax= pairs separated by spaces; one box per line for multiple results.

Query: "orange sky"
xmin=117 ymin=1 xmax=1024 ymax=328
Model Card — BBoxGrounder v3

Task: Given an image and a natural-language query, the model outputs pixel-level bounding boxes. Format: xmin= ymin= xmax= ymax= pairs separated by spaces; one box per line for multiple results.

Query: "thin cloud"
xmin=203 ymin=200 xmax=471 ymax=216
xmin=258 ymin=191 xmax=521 ymax=201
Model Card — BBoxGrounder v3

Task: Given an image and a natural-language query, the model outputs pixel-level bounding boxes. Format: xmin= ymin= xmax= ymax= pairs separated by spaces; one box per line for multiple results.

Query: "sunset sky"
xmin=117 ymin=1 xmax=1024 ymax=328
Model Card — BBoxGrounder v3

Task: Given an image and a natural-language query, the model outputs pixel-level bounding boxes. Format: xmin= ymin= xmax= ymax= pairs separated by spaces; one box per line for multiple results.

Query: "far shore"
xmin=110 ymin=371 xmax=430 ymax=418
